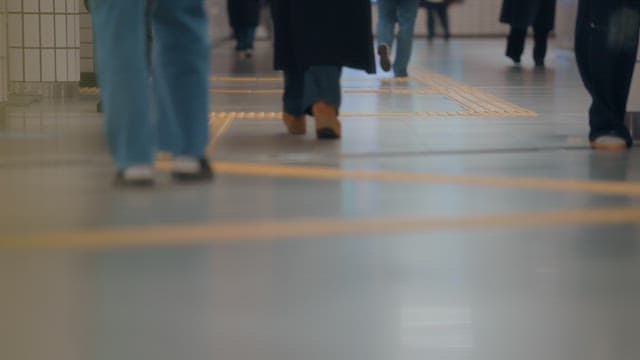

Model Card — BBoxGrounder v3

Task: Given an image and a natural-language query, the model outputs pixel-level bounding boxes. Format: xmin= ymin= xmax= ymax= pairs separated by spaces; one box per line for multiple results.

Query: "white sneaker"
xmin=172 ymin=157 xmax=213 ymax=181
xmin=116 ymin=164 xmax=154 ymax=186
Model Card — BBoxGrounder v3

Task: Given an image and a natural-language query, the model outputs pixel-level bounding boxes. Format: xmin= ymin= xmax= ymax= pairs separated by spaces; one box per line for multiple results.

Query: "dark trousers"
xmin=233 ymin=26 xmax=257 ymax=51
xmin=425 ymin=3 xmax=449 ymax=38
xmin=506 ymin=26 xmax=550 ymax=63
xmin=575 ymin=0 xmax=640 ymax=145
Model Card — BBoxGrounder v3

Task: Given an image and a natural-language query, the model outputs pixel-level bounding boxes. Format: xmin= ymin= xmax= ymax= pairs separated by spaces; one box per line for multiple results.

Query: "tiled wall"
xmin=0 ymin=0 xmax=8 ymax=103
xmin=7 ymin=0 xmax=80 ymax=86
xmin=79 ymin=0 xmax=91 ymax=74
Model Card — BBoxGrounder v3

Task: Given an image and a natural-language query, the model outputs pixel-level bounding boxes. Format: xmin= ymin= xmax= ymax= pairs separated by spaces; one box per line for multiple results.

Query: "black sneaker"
xmin=377 ymin=44 xmax=392 ymax=72
xmin=171 ymin=157 xmax=214 ymax=181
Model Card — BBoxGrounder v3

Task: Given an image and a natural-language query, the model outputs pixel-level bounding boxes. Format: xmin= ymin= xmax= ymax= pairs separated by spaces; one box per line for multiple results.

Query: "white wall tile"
xmin=9 ymin=48 xmax=23 ymax=81
xmin=79 ymin=43 xmax=92 ymax=58
xmin=41 ymin=49 xmax=55 ymax=81
xmin=23 ymin=14 xmax=39 ymax=47
xmin=24 ymin=48 xmax=40 ymax=81
xmin=8 ymin=14 xmax=22 ymax=47
xmin=70 ymin=49 xmax=79 ymax=81
xmin=66 ymin=14 xmax=76 ymax=47
xmin=80 ymin=58 xmax=93 ymax=73
xmin=55 ymin=48 xmax=67 ymax=81
xmin=40 ymin=15 xmax=55 ymax=47
xmin=67 ymin=0 xmax=77 ymax=13
xmin=80 ymin=28 xmax=92 ymax=43
xmin=7 ymin=0 xmax=21 ymax=13
xmin=41 ymin=0 xmax=54 ymax=12
xmin=54 ymin=14 xmax=66 ymax=47
xmin=79 ymin=13 xmax=90 ymax=28
xmin=54 ymin=0 xmax=66 ymax=13
xmin=23 ymin=0 xmax=38 ymax=12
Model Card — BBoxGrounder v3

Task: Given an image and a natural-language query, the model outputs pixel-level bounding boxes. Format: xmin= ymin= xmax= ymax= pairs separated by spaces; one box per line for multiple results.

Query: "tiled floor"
xmin=2 ymin=39 xmax=640 ymax=360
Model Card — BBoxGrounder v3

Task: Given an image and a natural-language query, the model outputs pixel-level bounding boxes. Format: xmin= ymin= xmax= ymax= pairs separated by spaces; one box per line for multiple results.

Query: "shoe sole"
xmin=316 ymin=128 xmax=340 ymax=139
xmin=378 ymin=45 xmax=391 ymax=72
xmin=590 ymin=141 xmax=629 ymax=151
xmin=172 ymin=159 xmax=214 ymax=182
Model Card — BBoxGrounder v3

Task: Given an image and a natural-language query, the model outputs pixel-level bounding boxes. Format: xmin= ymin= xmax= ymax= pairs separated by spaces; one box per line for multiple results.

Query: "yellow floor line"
xmin=151 ymin=160 xmax=640 ymax=197
xmin=210 ymin=161 xmax=640 ymax=196
xmin=5 ymin=207 xmax=640 ymax=250
xmin=207 ymin=113 xmax=235 ymax=156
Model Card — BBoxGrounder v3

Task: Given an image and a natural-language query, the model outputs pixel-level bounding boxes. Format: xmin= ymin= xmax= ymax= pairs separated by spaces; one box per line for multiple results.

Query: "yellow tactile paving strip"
xmin=81 ymin=67 xmax=536 ymax=117
xmin=5 ymin=207 xmax=640 ymax=249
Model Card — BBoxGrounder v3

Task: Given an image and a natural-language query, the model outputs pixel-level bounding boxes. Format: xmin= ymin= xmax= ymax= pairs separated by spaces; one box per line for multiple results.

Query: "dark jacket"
xmin=228 ymin=0 xmax=261 ymax=28
xmin=500 ymin=0 xmax=556 ymax=31
xmin=270 ymin=0 xmax=376 ymax=73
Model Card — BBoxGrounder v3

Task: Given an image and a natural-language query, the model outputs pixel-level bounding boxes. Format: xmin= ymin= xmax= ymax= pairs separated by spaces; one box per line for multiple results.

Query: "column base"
xmin=9 ymin=82 xmax=79 ymax=98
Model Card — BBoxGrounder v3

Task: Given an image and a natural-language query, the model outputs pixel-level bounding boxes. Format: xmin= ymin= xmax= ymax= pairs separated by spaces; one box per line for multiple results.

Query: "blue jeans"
xmin=90 ymin=0 xmax=210 ymax=170
xmin=283 ymin=66 xmax=342 ymax=116
xmin=377 ymin=0 xmax=419 ymax=76
xmin=234 ymin=26 xmax=257 ymax=51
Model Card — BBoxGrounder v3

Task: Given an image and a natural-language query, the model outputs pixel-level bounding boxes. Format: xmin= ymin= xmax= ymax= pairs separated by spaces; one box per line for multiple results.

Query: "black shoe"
xmin=377 ymin=44 xmax=392 ymax=72
xmin=534 ymin=59 xmax=545 ymax=68
xmin=172 ymin=157 xmax=214 ymax=182
xmin=507 ymin=54 xmax=521 ymax=65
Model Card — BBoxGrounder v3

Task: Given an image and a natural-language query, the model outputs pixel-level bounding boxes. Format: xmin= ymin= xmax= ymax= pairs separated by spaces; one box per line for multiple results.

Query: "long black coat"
xmin=270 ymin=0 xmax=376 ymax=73
xmin=228 ymin=0 xmax=261 ymax=28
xmin=500 ymin=0 xmax=556 ymax=31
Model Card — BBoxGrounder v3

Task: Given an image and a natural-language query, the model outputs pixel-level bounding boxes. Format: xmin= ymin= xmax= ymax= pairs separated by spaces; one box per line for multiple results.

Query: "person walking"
xmin=421 ymin=0 xmax=451 ymax=40
xmin=228 ymin=0 xmax=261 ymax=59
xmin=270 ymin=0 xmax=375 ymax=139
xmin=377 ymin=0 xmax=420 ymax=77
xmin=575 ymin=0 xmax=640 ymax=149
xmin=89 ymin=0 xmax=212 ymax=185
xmin=500 ymin=0 xmax=556 ymax=67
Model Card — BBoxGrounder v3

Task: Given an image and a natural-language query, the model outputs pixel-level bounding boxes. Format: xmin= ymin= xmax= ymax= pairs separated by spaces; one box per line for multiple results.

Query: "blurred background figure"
xmin=270 ymin=0 xmax=375 ymax=139
xmin=89 ymin=0 xmax=212 ymax=185
xmin=420 ymin=0 xmax=451 ymax=41
xmin=228 ymin=0 xmax=262 ymax=59
xmin=500 ymin=0 xmax=556 ymax=67
xmin=377 ymin=0 xmax=420 ymax=77
xmin=575 ymin=0 xmax=640 ymax=149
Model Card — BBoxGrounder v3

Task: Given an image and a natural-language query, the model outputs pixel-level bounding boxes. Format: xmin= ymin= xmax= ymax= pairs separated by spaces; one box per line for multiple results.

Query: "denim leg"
xmin=89 ymin=0 xmax=153 ymax=170
xmin=283 ymin=69 xmax=305 ymax=116
xmin=393 ymin=0 xmax=419 ymax=76
xmin=153 ymin=0 xmax=210 ymax=157
xmin=303 ymin=66 xmax=343 ymax=112
xmin=376 ymin=0 xmax=396 ymax=48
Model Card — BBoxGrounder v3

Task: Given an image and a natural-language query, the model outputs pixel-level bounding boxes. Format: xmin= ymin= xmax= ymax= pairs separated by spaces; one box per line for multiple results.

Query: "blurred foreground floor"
xmin=1 ymin=39 xmax=640 ymax=360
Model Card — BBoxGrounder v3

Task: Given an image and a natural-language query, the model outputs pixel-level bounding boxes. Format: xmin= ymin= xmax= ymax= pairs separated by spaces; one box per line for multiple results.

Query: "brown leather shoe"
xmin=312 ymin=101 xmax=341 ymax=139
xmin=282 ymin=112 xmax=306 ymax=135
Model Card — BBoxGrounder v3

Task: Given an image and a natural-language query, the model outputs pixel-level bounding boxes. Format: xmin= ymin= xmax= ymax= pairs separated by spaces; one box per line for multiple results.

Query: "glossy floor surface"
xmin=2 ymin=39 xmax=640 ymax=360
